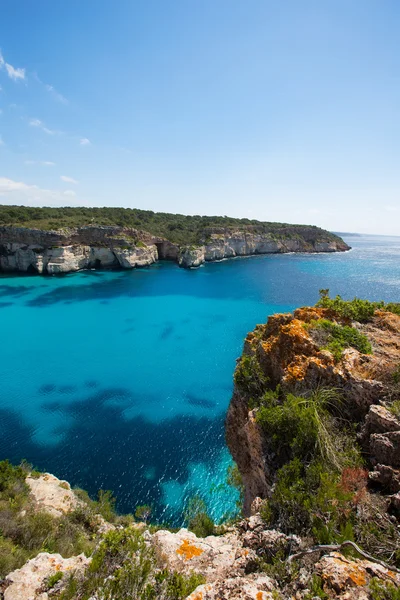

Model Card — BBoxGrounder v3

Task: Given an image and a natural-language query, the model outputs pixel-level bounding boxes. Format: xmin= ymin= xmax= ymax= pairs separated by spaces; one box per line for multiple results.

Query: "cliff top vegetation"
xmin=0 ymin=204 xmax=344 ymax=246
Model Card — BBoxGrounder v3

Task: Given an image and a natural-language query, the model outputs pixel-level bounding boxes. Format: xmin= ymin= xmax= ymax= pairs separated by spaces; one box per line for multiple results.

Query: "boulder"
xmin=3 ymin=552 xmax=90 ymax=600
xmin=315 ymin=552 xmax=400 ymax=598
xmin=151 ymin=528 xmax=256 ymax=582
xmin=26 ymin=473 xmax=79 ymax=517
xmin=186 ymin=574 xmax=276 ymax=599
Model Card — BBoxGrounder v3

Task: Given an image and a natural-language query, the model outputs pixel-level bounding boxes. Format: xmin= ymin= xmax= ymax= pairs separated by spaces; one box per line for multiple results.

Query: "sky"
xmin=0 ymin=0 xmax=399 ymax=235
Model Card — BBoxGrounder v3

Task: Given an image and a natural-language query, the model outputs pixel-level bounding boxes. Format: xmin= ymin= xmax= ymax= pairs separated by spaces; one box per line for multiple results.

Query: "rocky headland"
xmin=0 ymin=207 xmax=349 ymax=274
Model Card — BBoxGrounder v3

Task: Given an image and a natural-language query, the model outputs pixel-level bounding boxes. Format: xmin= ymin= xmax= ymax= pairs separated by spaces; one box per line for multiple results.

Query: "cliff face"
xmin=226 ymin=304 xmax=400 ymax=514
xmin=0 ymin=226 xmax=159 ymax=274
xmin=178 ymin=229 xmax=349 ymax=268
xmin=0 ymin=223 xmax=349 ymax=274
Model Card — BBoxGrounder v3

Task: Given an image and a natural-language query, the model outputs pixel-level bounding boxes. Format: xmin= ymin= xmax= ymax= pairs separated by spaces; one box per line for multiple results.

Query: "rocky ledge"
xmin=0 ymin=223 xmax=349 ymax=274
xmin=1 ymin=470 xmax=399 ymax=600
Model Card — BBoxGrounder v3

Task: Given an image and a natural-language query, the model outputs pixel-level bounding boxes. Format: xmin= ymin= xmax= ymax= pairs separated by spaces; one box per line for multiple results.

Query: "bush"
xmin=313 ymin=319 xmax=372 ymax=361
xmin=184 ymin=496 xmax=215 ymax=538
xmin=316 ymin=290 xmax=400 ymax=322
xmin=55 ymin=528 xmax=205 ymax=600
xmin=369 ymin=578 xmax=400 ymax=600
xmin=234 ymin=355 xmax=269 ymax=402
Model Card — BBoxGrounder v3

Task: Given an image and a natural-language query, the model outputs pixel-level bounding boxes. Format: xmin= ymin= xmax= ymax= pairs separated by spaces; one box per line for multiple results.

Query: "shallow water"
xmin=0 ymin=234 xmax=399 ymax=523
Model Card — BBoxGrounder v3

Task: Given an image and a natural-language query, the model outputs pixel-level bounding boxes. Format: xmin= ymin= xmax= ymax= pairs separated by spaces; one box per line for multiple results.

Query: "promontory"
xmin=0 ymin=205 xmax=350 ymax=275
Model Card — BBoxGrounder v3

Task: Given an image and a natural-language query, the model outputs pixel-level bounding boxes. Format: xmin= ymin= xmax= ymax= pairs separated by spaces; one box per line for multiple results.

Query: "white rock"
xmin=26 ymin=473 xmax=79 ymax=517
xmin=4 ymin=552 xmax=90 ymax=600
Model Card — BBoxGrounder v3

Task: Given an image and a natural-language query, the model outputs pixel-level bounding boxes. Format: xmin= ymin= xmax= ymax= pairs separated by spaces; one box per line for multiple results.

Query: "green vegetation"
xmin=184 ymin=496 xmax=215 ymax=538
xmin=316 ymin=289 xmax=400 ymax=321
xmin=46 ymin=570 xmax=64 ymax=588
xmin=234 ymin=355 xmax=270 ymax=404
xmin=304 ymin=575 xmax=329 ymax=600
xmin=56 ymin=528 xmax=205 ymax=600
xmin=312 ymin=318 xmax=372 ymax=361
xmin=0 ymin=460 xmax=129 ymax=578
xmin=369 ymin=578 xmax=400 ymax=600
xmin=135 ymin=504 xmax=152 ymax=524
xmin=0 ymin=204 xmax=345 ymax=246
xmin=226 ymin=463 xmax=245 ymax=512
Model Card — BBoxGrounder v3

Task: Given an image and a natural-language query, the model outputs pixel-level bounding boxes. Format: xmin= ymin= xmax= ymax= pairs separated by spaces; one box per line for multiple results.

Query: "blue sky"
xmin=0 ymin=0 xmax=399 ymax=234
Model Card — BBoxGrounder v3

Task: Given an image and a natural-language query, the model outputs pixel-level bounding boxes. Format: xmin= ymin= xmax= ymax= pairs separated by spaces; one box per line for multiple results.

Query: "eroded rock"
xmin=3 ymin=552 xmax=90 ymax=600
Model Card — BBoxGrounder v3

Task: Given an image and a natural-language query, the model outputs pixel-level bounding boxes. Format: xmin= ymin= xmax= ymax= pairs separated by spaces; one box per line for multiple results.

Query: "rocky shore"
xmin=0 ymin=224 xmax=350 ymax=274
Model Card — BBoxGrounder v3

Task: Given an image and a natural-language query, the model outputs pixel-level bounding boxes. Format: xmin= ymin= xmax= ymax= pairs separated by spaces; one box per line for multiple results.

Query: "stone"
xmin=151 ymin=528 xmax=256 ymax=582
xmin=315 ymin=552 xmax=400 ymax=598
xmin=369 ymin=464 xmax=400 ymax=492
xmin=113 ymin=244 xmax=158 ymax=268
xmin=26 ymin=473 xmax=79 ymax=517
xmin=186 ymin=574 xmax=276 ymax=599
xmin=178 ymin=246 xmax=205 ymax=268
xmin=370 ymin=431 xmax=400 ymax=468
xmin=3 ymin=552 xmax=90 ymax=600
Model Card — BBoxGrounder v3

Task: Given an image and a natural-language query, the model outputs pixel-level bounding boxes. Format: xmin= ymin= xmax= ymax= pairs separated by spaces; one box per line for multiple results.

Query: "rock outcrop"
xmin=2 ymin=467 xmax=400 ymax=599
xmin=0 ymin=226 xmax=158 ymax=274
xmin=3 ymin=553 xmax=90 ymax=600
xmin=226 ymin=306 xmax=400 ymax=514
xmin=0 ymin=223 xmax=349 ymax=274
xmin=178 ymin=229 xmax=349 ymax=268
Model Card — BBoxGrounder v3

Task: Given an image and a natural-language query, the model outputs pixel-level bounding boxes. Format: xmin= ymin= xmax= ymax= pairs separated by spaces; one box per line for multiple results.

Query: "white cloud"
xmin=80 ymin=138 xmax=91 ymax=146
xmin=0 ymin=51 xmax=25 ymax=81
xmin=0 ymin=177 xmax=34 ymax=193
xmin=29 ymin=118 xmax=59 ymax=135
xmin=0 ymin=176 xmax=81 ymax=205
xmin=45 ymin=84 xmax=68 ymax=105
xmin=25 ymin=160 xmax=55 ymax=167
xmin=60 ymin=175 xmax=78 ymax=184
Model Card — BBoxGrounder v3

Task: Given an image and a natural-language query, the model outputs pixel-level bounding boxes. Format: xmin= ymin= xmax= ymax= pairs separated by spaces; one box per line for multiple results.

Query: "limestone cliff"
xmin=0 ymin=222 xmax=349 ymax=275
xmin=178 ymin=227 xmax=349 ymax=268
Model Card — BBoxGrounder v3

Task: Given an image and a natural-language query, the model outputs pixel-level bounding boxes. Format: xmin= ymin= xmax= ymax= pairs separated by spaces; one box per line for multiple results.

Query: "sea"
xmin=0 ymin=234 xmax=399 ymax=524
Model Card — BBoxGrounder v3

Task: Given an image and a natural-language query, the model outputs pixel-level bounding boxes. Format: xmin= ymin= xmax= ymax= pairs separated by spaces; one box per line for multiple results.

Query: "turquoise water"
xmin=0 ymin=234 xmax=399 ymax=523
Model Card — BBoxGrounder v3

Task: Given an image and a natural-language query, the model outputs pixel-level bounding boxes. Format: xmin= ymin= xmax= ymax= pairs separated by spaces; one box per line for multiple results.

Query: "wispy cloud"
xmin=60 ymin=175 xmax=78 ymax=184
xmin=0 ymin=51 xmax=25 ymax=81
xmin=29 ymin=118 xmax=60 ymax=135
xmin=25 ymin=160 xmax=55 ymax=167
xmin=0 ymin=176 xmax=81 ymax=205
xmin=45 ymin=83 xmax=68 ymax=105
xmin=80 ymin=138 xmax=91 ymax=146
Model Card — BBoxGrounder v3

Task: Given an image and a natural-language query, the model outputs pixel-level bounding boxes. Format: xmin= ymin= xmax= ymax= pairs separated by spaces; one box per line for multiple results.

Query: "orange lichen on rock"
xmin=176 ymin=539 xmax=204 ymax=560
xmin=285 ymin=359 xmax=308 ymax=381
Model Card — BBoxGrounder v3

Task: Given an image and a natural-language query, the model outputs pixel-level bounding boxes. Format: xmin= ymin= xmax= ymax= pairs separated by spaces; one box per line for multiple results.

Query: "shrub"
xmin=47 ymin=570 xmax=64 ymax=588
xmin=135 ymin=504 xmax=152 ymax=524
xmin=316 ymin=290 xmax=400 ymax=322
xmin=313 ymin=319 xmax=372 ymax=361
xmin=234 ymin=355 xmax=269 ymax=402
xmin=184 ymin=496 xmax=215 ymax=537
xmin=369 ymin=578 xmax=400 ymax=600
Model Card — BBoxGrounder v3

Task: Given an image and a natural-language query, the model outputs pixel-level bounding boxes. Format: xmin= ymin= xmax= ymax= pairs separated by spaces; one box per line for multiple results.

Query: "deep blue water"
xmin=0 ymin=234 xmax=399 ymax=523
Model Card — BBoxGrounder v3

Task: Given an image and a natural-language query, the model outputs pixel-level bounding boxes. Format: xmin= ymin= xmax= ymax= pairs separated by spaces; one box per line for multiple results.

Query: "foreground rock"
xmin=26 ymin=473 xmax=79 ymax=517
xmin=2 ymin=553 xmax=89 ymax=600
